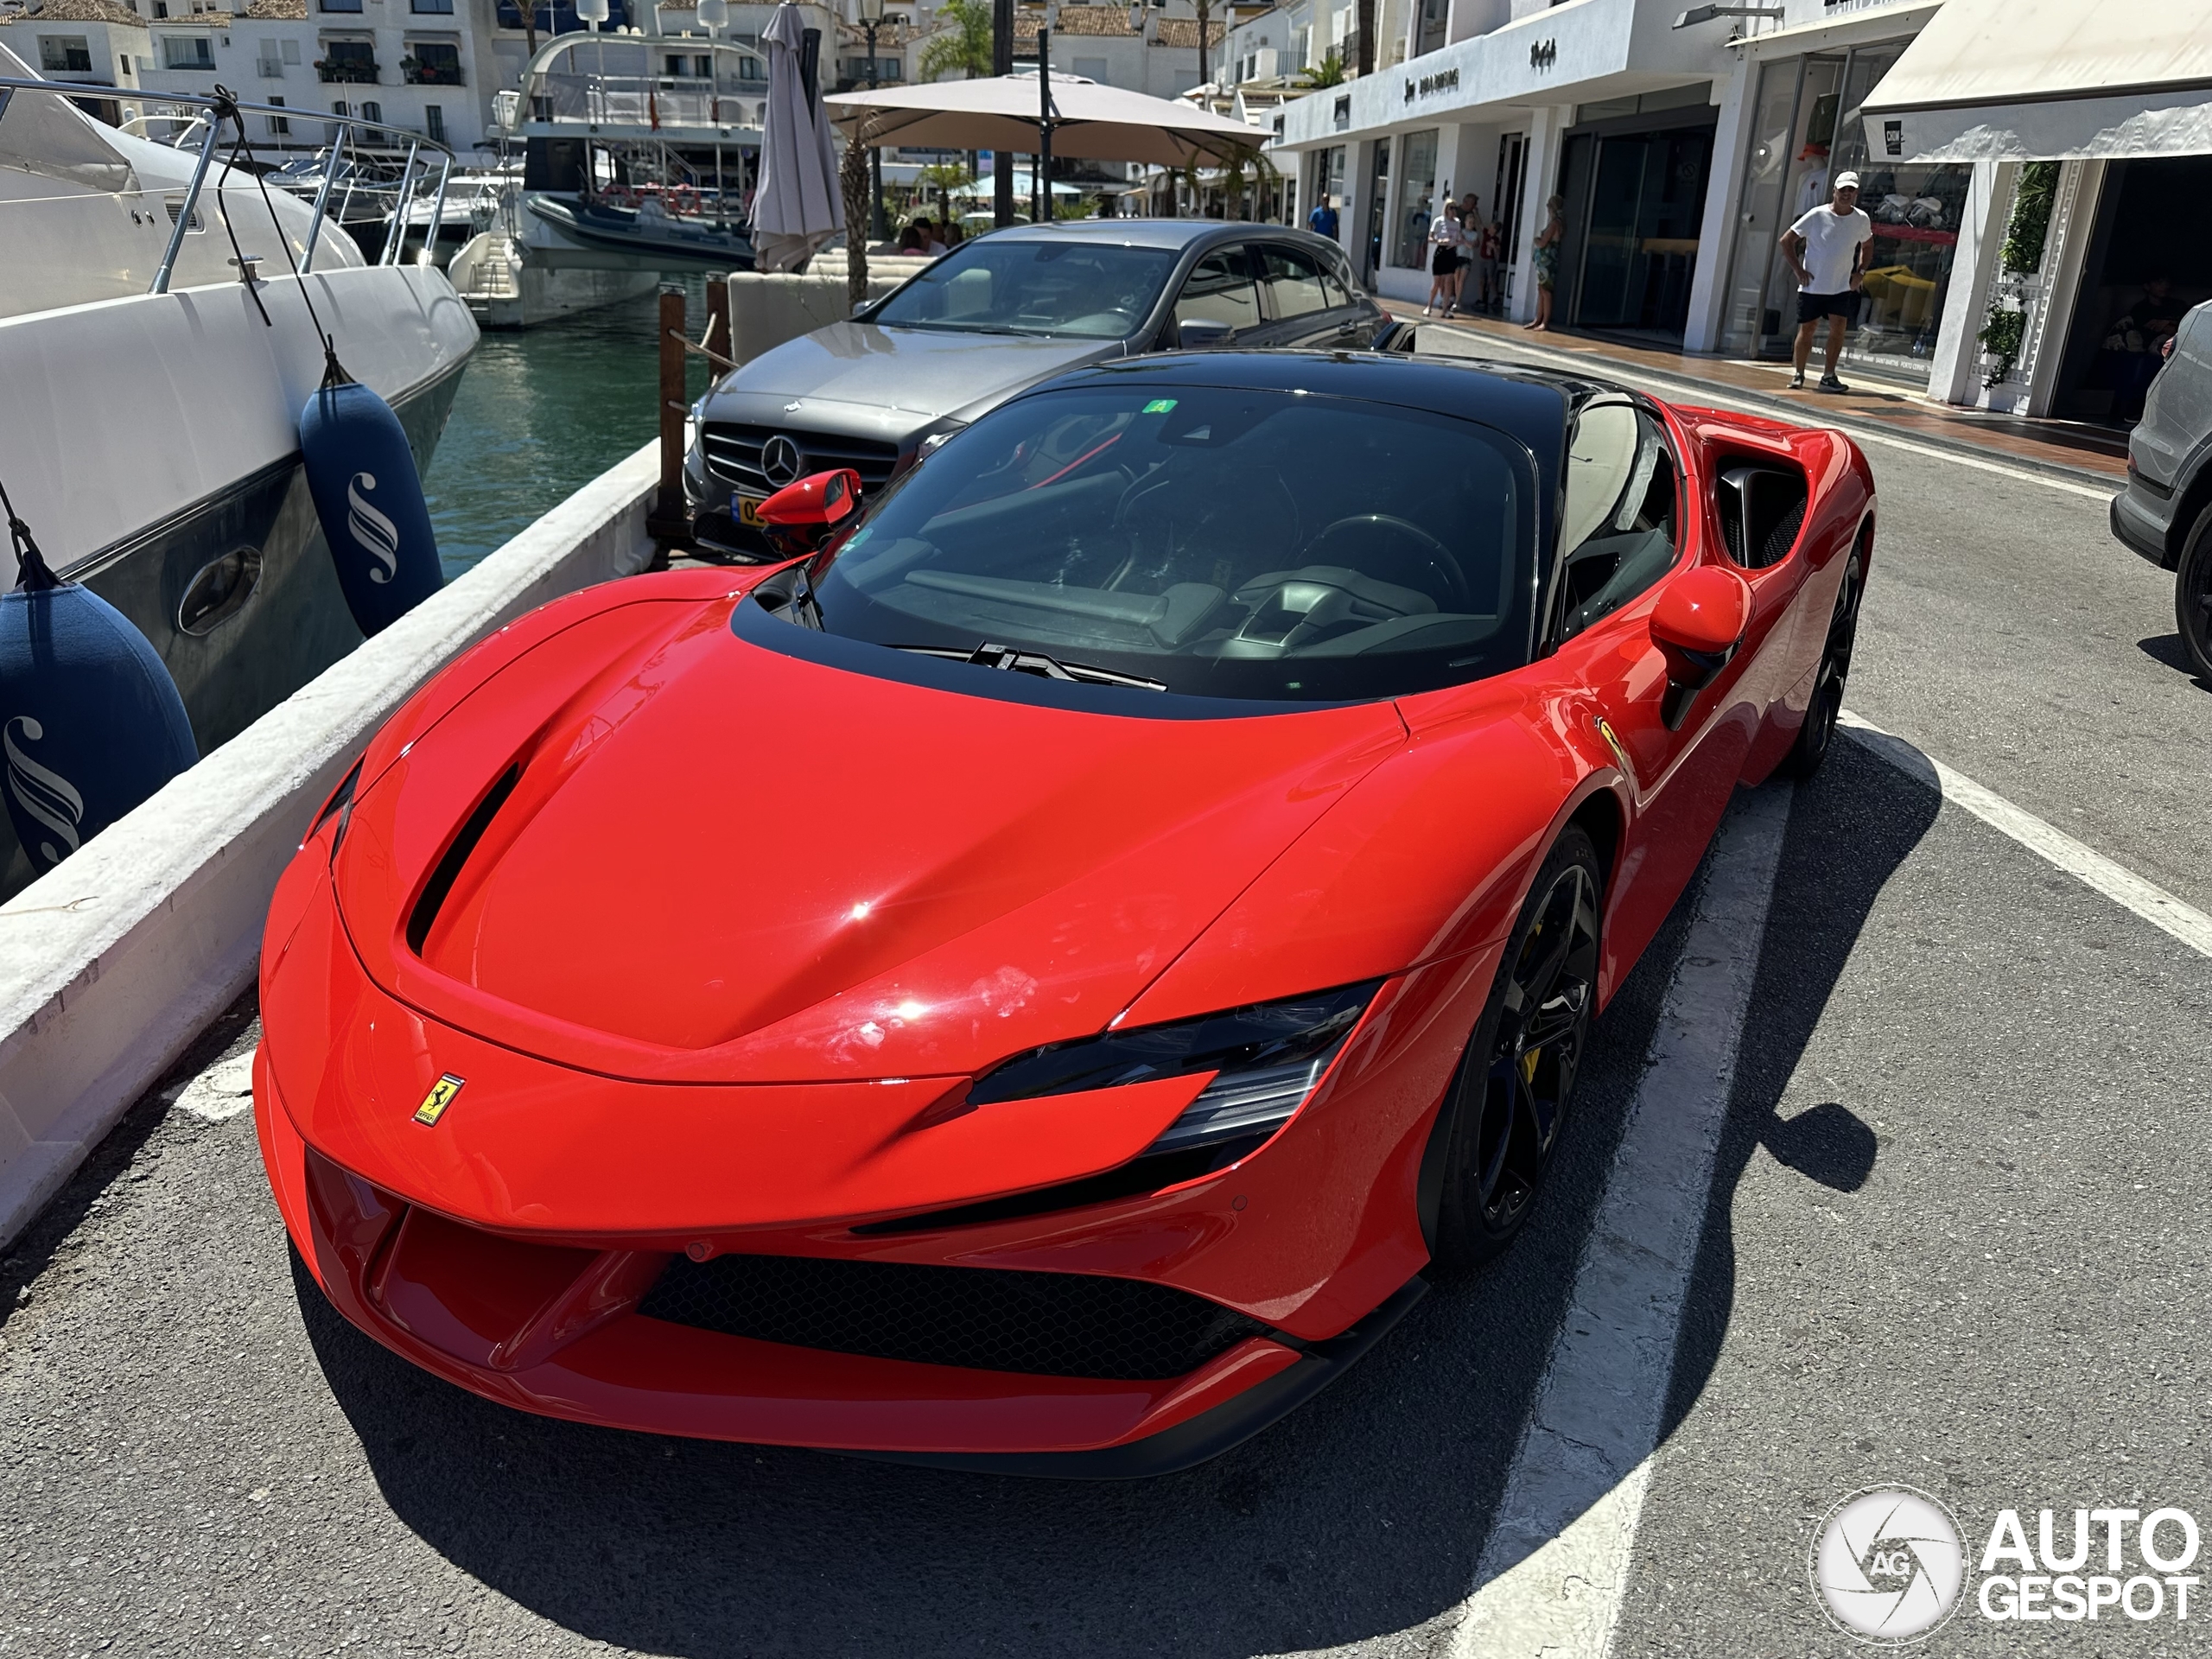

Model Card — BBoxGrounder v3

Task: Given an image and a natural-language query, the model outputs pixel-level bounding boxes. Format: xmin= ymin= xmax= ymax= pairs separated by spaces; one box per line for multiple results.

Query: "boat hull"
xmin=0 ymin=266 xmax=478 ymax=897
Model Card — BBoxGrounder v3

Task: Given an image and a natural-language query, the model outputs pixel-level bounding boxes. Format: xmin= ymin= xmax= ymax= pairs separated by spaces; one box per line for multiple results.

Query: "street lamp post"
xmin=700 ymin=0 xmax=728 ymax=226
xmin=992 ymin=0 xmax=1014 ymax=227
xmin=1035 ymin=2 xmax=1055 ymax=228
xmin=858 ymin=0 xmax=885 ymax=236
xmin=860 ymin=0 xmax=886 ymax=239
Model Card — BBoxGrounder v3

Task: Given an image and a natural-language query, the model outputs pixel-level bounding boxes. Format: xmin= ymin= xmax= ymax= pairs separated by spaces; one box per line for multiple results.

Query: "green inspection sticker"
xmin=1141 ymin=398 xmax=1179 ymax=414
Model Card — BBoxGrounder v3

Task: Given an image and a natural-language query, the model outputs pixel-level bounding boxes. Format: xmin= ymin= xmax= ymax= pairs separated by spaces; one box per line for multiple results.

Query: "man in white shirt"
xmin=1780 ymin=170 xmax=1874 ymax=392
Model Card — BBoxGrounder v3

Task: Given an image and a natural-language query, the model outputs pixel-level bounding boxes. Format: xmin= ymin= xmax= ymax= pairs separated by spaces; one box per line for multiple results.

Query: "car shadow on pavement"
xmin=1662 ymin=737 xmax=1941 ymax=1443
xmin=294 ymin=746 xmax=1933 ymax=1659
xmin=2138 ymin=632 xmax=2211 ymax=690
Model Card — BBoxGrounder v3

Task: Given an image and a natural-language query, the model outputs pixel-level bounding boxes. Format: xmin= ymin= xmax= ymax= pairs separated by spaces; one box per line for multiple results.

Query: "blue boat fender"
xmin=300 ymin=361 xmax=441 ymax=637
xmin=0 ymin=486 xmax=197 ymax=874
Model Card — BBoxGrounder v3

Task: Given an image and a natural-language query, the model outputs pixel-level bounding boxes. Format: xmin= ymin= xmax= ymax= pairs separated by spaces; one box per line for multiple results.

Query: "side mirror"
xmin=1371 ymin=319 xmax=1420 ymax=354
xmin=756 ymin=467 xmax=861 ymax=558
xmin=1649 ymin=566 xmax=1751 ymax=731
xmin=1177 ymin=317 xmax=1235 ymax=350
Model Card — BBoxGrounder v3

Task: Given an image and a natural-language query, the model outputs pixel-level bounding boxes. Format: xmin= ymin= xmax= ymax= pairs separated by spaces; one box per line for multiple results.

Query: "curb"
xmin=0 ymin=442 xmax=662 ymax=1254
xmin=1405 ymin=315 xmax=2123 ymax=496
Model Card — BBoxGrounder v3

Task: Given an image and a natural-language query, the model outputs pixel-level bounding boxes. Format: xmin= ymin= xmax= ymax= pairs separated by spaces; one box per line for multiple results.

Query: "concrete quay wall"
xmin=0 ymin=441 xmax=662 ymax=1249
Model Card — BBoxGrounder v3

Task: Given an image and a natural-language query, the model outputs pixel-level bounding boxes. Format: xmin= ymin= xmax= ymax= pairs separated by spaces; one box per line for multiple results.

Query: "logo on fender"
xmin=413 ymin=1073 xmax=466 ymax=1126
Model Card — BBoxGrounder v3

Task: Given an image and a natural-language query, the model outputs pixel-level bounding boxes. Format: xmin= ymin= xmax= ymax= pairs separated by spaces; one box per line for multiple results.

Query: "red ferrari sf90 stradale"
xmin=254 ymin=351 xmax=1872 ymax=1475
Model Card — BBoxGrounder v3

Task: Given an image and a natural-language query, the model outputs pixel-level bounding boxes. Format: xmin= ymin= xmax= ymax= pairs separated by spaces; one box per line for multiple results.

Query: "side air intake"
xmin=1716 ymin=462 xmax=1808 ymax=570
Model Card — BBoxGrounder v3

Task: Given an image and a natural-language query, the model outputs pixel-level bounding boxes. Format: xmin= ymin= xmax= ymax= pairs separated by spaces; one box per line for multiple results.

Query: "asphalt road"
xmin=4 ymin=340 xmax=2210 ymax=1658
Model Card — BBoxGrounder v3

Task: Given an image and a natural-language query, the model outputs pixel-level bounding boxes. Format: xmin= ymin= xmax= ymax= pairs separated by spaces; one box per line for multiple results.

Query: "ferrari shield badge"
xmin=413 ymin=1073 xmax=465 ymax=1126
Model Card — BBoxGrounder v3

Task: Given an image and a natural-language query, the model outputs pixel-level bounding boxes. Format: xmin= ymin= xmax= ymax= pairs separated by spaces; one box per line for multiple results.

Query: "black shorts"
xmin=1432 ymin=246 xmax=1461 ymax=276
xmin=1797 ymin=289 xmax=1859 ymax=325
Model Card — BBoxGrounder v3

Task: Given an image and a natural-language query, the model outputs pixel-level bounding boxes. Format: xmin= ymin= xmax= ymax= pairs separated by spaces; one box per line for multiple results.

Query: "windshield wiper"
xmin=894 ymin=642 xmax=1167 ymax=691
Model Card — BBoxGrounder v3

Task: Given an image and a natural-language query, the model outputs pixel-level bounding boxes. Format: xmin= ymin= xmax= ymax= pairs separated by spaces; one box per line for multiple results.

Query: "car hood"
xmin=333 ymin=590 xmax=1406 ymax=1085
xmin=717 ymin=323 xmax=1118 ymax=425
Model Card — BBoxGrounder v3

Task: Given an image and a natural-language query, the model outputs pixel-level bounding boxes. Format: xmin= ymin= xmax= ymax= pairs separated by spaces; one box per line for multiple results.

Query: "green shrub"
xmin=1999 ymin=161 xmax=2061 ymax=274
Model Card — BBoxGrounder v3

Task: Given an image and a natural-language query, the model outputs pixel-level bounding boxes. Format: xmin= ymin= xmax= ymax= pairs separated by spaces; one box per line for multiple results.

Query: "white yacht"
xmin=0 ymin=52 xmax=478 ymax=893
xmin=447 ymin=35 xmax=764 ymax=328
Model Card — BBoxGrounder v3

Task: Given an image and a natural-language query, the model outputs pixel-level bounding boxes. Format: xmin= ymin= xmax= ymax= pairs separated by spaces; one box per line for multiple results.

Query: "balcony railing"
xmin=401 ymin=61 xmax=463 ymax=86
xmin=317 ymin=60 xmax=379 ymax=83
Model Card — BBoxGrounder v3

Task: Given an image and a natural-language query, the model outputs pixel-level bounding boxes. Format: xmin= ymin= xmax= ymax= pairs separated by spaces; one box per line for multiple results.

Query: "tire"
xmin=2175 ymin=505 xmax=2212 ymax=683
xmin=1425 ymin=826 xmax=1604 ymax=1273
xmin=1780 ymin=537 xmax=1867 ymax=779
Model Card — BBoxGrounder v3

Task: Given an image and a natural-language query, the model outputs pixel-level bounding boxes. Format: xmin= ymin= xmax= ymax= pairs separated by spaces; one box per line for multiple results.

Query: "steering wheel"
xmin=1305 ymin=515 xmax=1469 ymax=609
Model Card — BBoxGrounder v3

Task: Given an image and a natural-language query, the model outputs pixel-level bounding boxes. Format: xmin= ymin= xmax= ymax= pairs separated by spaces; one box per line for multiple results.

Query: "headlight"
xmin=969 ymin=981 xmax=1382 ymax=1157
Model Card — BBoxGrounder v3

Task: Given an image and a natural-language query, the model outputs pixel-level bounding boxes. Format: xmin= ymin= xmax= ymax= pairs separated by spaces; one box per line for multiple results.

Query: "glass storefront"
xmin=1363 ymin=137 xmax=1390 ymax=283
xmin=1553 ymin=104 xmax=1716 ymax=340
xmin=1395 ymin=128 xmax=1440 ymax=270
xmin=1719 ymin=40 xmax=1972 ymax=383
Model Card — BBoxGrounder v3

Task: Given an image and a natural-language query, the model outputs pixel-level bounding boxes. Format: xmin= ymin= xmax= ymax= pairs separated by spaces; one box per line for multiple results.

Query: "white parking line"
xmin=1450 ymin=784 xmax=1795 ymax=1659
xmin=1839 ymin=712 xmax=2212 ymax=961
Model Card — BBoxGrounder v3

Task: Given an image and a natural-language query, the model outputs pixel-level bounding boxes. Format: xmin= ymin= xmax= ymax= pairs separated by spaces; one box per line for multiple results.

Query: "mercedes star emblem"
xmin=761 ymin=434 xmax=805 ymax=488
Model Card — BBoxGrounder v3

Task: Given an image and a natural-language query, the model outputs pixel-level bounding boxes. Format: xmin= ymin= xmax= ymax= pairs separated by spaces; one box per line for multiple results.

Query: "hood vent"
xmin=406 ymin=764 xmax=522 ymax=956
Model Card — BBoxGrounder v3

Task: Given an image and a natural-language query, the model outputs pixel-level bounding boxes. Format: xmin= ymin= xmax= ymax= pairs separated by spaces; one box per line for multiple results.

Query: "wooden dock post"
xmin=649 ymin=282 xmax=690 ymax=545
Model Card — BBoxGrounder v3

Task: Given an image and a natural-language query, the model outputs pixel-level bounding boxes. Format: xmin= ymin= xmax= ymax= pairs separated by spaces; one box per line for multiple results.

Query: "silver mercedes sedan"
xmin=683 ymin=218 xmax=1394 ymax=556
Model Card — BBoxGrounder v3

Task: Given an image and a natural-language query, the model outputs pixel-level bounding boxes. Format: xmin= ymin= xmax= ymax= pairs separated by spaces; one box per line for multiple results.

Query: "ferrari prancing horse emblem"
xmin=413 ymin=1073 xmax=466 ymax=1126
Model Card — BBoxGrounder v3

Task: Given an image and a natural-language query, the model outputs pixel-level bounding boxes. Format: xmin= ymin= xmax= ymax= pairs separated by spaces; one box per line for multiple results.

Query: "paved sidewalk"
xmin=1395 ymin=308 xmax=2129 ymax=486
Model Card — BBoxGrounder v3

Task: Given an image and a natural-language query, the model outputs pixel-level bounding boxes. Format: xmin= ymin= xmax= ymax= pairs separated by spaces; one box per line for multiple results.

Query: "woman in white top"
xmin=1426 ymin=205 xmax=1466 ymax=318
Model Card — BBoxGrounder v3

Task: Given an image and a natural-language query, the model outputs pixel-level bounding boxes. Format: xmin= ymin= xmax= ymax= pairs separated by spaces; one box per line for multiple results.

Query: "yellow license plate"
xmin=737 ymin=495 xmax=766 ymax=528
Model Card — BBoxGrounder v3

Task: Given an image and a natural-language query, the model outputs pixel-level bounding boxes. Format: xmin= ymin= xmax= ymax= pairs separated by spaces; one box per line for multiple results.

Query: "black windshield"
xmin=807 ymin=384 xmax=1536 ymax=703
xmin=868 ymin=241 xmax=1179 ymax=339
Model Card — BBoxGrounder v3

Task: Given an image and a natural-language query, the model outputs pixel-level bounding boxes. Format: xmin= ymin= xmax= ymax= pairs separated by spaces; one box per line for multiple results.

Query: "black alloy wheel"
xmin=1782 ymin=537 xmax=1867 ymax=779
xmin=2175 ymin=505 xmax=2212 ymax=683
xmin=1426 ymin=827 xmax=1604 ymax=1271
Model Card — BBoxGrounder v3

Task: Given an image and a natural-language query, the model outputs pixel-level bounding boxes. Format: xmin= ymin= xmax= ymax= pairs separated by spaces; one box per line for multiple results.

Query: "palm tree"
xmin=918 ymin=0 xmax=995 ymax=82
xmin=1219 ymin=143 xmax=1277 ymax=220
xmin=1356 ymin=0 xmax=1374 ymax=76
xmin=1296 ymin=49 xmax=1345 ymax=89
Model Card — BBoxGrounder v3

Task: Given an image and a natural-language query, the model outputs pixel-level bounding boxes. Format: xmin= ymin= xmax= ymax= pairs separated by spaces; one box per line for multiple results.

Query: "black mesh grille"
xmin=638 ymin=1254 xmax=1271 ymax=1380
xmin=1760 ymin=497 xmax=1807 ymax=568
xmin=699 ymin=423 xmax=902 ymax=496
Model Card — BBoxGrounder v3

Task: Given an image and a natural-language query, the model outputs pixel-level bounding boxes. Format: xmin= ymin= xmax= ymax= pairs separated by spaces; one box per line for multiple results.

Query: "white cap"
xmin=1834 ymin=170 xmax=1862 ymax=191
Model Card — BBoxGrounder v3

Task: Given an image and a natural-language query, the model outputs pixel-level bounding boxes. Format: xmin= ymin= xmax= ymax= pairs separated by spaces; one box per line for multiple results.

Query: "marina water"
xmin=423 ymin=275 xmax=718 ymax=578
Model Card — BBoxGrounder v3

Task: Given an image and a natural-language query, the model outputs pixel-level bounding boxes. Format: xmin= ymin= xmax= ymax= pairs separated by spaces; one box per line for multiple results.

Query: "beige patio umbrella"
xmin=824 ymin=75 xmax=1272 ymax=168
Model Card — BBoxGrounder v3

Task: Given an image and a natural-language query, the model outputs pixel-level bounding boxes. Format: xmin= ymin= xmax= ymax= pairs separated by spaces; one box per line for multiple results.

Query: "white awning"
xmin=1861 ymin=0 xmax=2212 ymax=162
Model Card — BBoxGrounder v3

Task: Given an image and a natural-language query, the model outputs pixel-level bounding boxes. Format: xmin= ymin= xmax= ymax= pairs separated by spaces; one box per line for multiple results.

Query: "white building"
xmin=111 ymin=0 xmax=494 ymax=153
xmin=1272 ymin=0 xmax=2212 ymax=415
xmin=0 ymin=0 xmax=152 ymax=118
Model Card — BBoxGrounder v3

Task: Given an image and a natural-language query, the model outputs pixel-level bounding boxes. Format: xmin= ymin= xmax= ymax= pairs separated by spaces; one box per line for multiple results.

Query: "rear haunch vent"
xmin=1716 ymin=462 xmax=1808 ymax=570
xmin=405 ymin=764 xmax=521 ymax=955
xmin=638 ymin=1253 xmax=1272 ymax=1380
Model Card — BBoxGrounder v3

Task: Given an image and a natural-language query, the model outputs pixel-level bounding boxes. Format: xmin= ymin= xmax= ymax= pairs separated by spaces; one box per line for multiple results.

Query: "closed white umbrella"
xmin=826 ymin=76 xmax=1272 ymax=168
xmin=751 ymin=0 xmax=843 ymax=273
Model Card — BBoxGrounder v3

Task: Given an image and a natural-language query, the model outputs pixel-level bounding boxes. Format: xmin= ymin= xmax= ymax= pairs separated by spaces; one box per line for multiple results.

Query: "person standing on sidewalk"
xmin=1458 ymin=193 xmax=1494 ymax=312
xmin=1781 ymin=171 xmax=1874 ymax=392
xmin=1526 ymin=196 xmax=1565 ymax=332
xmin=1426 ymin=203 xmax=1465 ymax=316
xmin=1308 ymin=194 xmax=1340 ymax=241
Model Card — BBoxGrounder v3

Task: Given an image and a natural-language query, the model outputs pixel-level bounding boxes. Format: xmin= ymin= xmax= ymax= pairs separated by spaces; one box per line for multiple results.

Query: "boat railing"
xmin=519 ymin=71 xmax=766 ymax=132
xmin=0 ymin=76 xmax=461 ymax=287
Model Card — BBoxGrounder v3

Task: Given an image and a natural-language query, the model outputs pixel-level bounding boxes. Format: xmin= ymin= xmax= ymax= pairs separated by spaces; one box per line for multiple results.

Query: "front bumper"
xmin=256 ymin=1048 xmax=1427 ymax=1473
xmin=253 ymin=871 xmax=1491 ymax=1470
